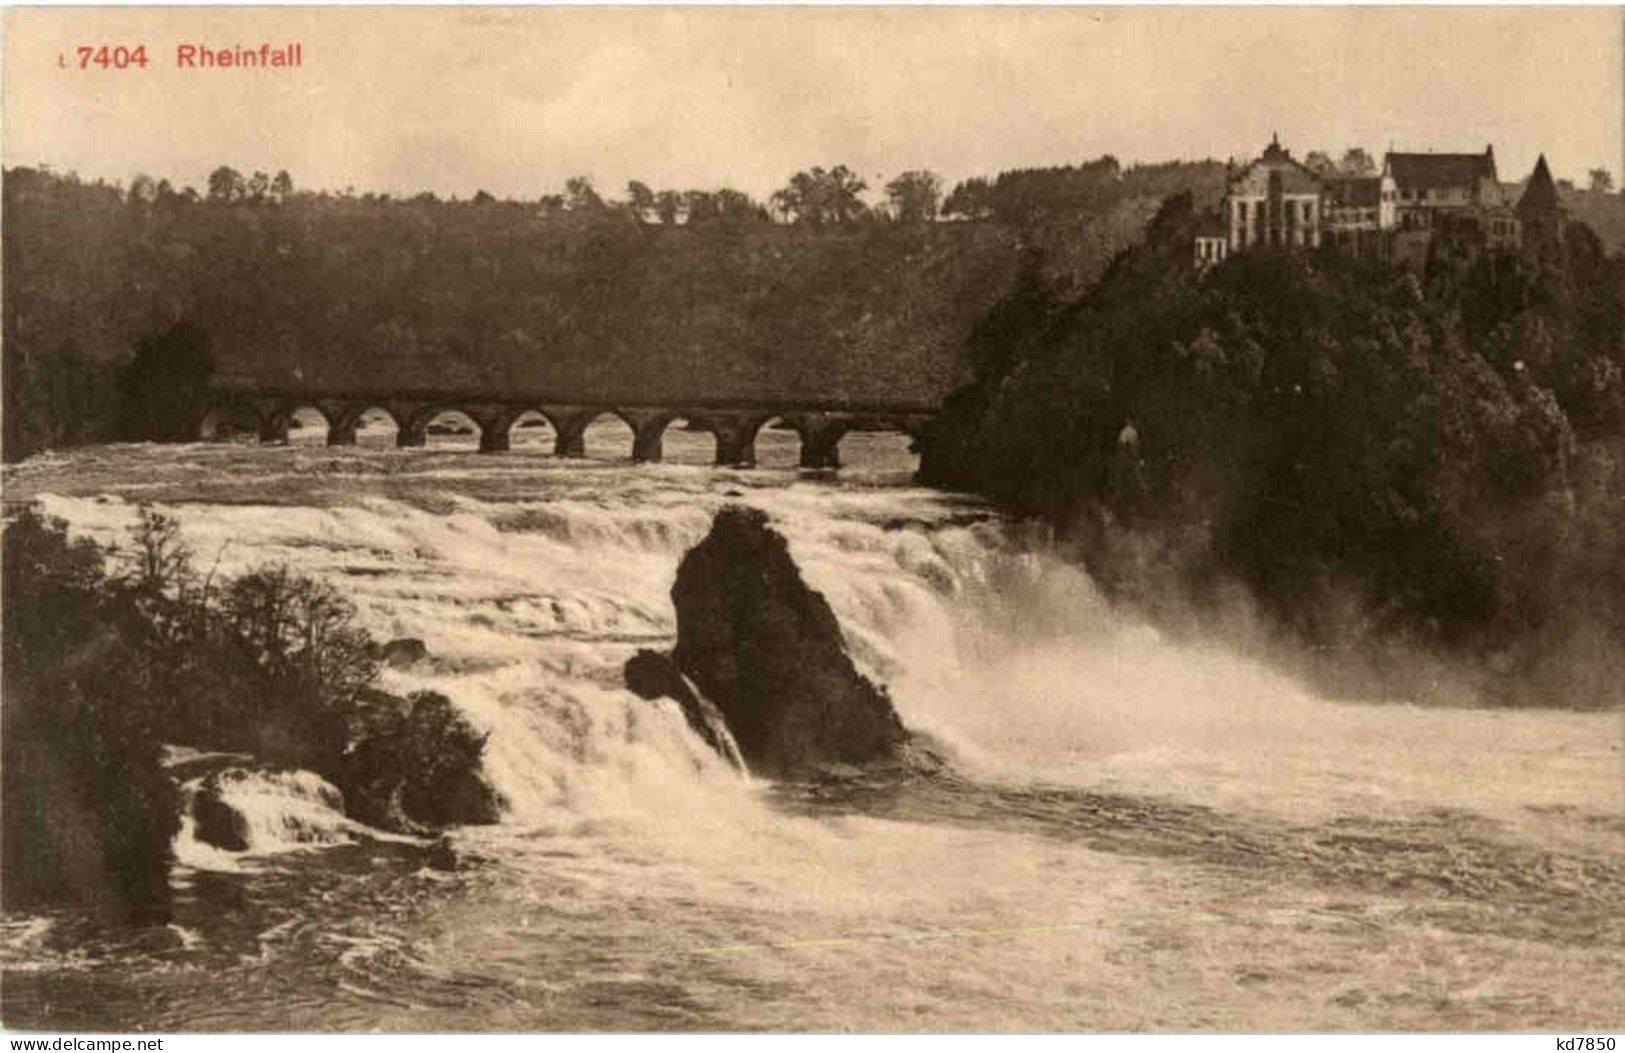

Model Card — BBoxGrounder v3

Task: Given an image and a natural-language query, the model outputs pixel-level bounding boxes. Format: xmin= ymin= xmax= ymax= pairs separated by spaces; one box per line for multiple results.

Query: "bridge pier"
xmin=326 ymin=415 xmax=359 ymax=446
xmin=471 ymin=410 xmax=513 ymax=453
xmin=394 ymin=403 xmax=440 ymax=448
xmin=322 ymin=402 xmax=368 ymax=446
xmin=622 ymin=410 xmax=675 ymax=463
xmin=258 ymin=413 xmax=291 ymax=445
xmin=549 ymin=409 xmax=596 ymax=458
xmin=792 ymin=413 xmax=850 ymax=471
xmin=698 ymin=413 xmax=765 ymax=468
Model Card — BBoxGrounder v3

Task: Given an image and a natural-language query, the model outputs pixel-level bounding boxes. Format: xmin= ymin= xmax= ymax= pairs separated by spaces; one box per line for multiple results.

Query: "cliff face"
xmin=667 ymin=506 xmax=906 ymax=778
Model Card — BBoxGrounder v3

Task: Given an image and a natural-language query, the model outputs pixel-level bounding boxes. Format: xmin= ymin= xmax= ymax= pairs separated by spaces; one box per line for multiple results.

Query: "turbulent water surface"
xmin=2 ymin=424 xmax=1622 ymax=1031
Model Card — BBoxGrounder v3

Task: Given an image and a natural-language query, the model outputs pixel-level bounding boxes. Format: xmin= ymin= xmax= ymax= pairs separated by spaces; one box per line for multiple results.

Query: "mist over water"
xmin=3 ymin=427 xmax=1621 ymax=1030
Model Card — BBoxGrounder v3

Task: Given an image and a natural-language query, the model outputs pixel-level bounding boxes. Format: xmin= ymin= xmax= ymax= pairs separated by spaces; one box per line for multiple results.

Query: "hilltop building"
xmin=1516 ymin=154 xmax=1567 ymax=257
xmin=1223 ymin=136 xmax=1326 ymax=251
xmin=1194 ymin=137 xmax=1550 ymax=271
xmin=1386 ymin=146 xmax=1502 ymax=231
xmin=1323 ymin=169 xmax=1396 ymax=259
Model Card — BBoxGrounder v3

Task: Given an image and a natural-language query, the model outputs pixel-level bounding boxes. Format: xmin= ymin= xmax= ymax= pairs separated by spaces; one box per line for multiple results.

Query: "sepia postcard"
xmin=1 ymin=3 xmax=1622 ymax=1037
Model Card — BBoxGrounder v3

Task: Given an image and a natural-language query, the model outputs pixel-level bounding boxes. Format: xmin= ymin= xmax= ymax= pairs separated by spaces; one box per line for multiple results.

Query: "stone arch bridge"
xmin=198 ymin=386 xmax=937 ymax=471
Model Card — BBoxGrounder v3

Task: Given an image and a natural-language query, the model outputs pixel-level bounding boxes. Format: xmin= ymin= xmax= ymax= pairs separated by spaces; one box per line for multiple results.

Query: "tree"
xmin=1341 ymin=148 xmax=1377 ymax=176
xmin=942 ymin=177 xmax=994 ymax=220
xmin=626 ymin=180 xmax=656 ymax=221
xmin=684 ymin=190 xmax=719 ymax=226
xmin=1303 ymin=151 xmax=1336 ymax=176
xmin=770 ymin=165 xmax=869 ymax=226
xmin=1589 ymin=168 xmax=1615 ymax=194
xmin=2 ymin=511 xmax=180 ymax=917
xmin=564 ymin=176 xmax=604 ymax=212
xmin=246 ymin=171 xmax=270 ymax=203
xmin=271 ymin=170 xmax=294 ymax=202
xmin=885 ymin=170 xmax=942 ymax=223
xmin=680 ymin=188 xmax=767 ymax=230
xmin=206 ymin=165 xmax=244 ymax=204
xmin=12 ymin=343 xmax=118 ymax=454
xmin=128 ymin=173 xmax=157 ymax=205
xmin=116 ymin=323 xmax=216 ymax=442
xmin=654 ymin=189 xmax=684 ymax=226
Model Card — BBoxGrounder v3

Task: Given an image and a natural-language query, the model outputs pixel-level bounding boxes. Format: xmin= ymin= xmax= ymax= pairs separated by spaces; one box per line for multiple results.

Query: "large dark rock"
xmin=188 ymin=766 xmax=350 ymax=852
xmin=378 ymin=638 xmax=429 ymax=669
xmin=191 ymin=774 xmax=251 ymax=851
xmin=339 ymin=690 xmax=504 ymax=832
xmin=669 ymin=507 xmax=906 ymax=778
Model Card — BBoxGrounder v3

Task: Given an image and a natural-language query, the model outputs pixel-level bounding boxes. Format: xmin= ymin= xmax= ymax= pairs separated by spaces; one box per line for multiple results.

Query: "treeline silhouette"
xmin=4 ymin=158 xmax=1221 ymax=459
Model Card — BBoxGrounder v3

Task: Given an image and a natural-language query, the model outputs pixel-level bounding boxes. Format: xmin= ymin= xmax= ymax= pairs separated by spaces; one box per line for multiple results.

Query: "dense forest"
xmin=920 ymin=194 xmax=1625 ymax=707
xmin=2 ymin=159 xmax=1215 ymax=460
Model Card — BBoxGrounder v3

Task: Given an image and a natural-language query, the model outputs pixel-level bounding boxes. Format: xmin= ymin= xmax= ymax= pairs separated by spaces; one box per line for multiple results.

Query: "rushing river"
xmin=2 ymin=423 xmax=1622 ymax=1031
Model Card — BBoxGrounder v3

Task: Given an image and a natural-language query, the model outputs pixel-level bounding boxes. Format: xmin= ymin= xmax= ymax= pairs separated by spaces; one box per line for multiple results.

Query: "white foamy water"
xmin=172 ymin=768 xmax=356 ymax=871
xmin=3 ymin=433 xmax=1621 ymax=1031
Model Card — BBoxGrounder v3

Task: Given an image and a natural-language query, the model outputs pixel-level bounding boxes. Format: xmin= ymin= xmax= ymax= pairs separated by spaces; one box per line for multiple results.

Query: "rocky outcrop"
xmin=188 ymin=767 xmax=350 ymax=853
xmin=623 ymin=650 xmax=747 ymax=772
xmin=191 ymin=775 xmax=251 ymax=851
xmin=377 ymin=637 xmax=429 ymax=669
xmin=667 ymin=507 xmax=906 ymax=778
xmin=339 ymin=690 xmax=504 ymax=832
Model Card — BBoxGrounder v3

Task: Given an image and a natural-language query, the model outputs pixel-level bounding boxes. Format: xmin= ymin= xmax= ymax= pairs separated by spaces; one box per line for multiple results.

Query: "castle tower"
xmin=1517 ymin=153 xmax=1567 ymax=256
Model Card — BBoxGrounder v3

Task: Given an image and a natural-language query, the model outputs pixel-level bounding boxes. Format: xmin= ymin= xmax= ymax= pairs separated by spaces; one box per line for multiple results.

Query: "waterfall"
xmin=172 ymin=768 xmax=359 ymax=871
xmin=32 ymin=454 xmax=1620 ymax=839
xmin=677 ymin=670 xmax=751 ymax=778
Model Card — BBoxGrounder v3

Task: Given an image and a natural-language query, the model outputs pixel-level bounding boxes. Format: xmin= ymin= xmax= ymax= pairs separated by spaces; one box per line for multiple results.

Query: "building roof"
xmin=1517 ymin=154 xmax=1560 ymax=212
xmin=1385 ymin=148 xmax=1497 ymax=189
xmin=1326 ymin=176 xmax=1382 ymax=207
xmin=1230 ymin=137 xmax=1325 ymax=196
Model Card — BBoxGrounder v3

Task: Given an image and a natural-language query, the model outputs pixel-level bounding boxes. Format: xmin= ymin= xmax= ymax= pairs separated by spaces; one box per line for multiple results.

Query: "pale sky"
xmin=5 ymin=6 xmax=1622 ymax=202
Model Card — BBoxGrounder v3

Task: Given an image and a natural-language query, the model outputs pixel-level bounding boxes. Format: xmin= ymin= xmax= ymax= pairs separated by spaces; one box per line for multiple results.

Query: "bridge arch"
xmin=402 ymin=407 xmax=483 ymax=450
xmin=836 ymin=417 xmax=922 ymax=475
xmin=325 ymin=404 xmax=403 ymax=447
xmin=735 ymin=413 xmax=852 ymax=471
xmin=284 ymin=405 xmax=331 ymax=445
xmin=197 ymin=399 xmax=264 ymax=442
xmin=355 ymin=406 xmax=402 ymax=446
xmin=657 ymin=416 xmax=717 ymax=466
xmin=751 ymin=415 xmax=806 ymax=469
xmin=503 ymin=409 xmax=559 ymax=452
xmin=572 ymin=410 xmax=637 ymax=461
